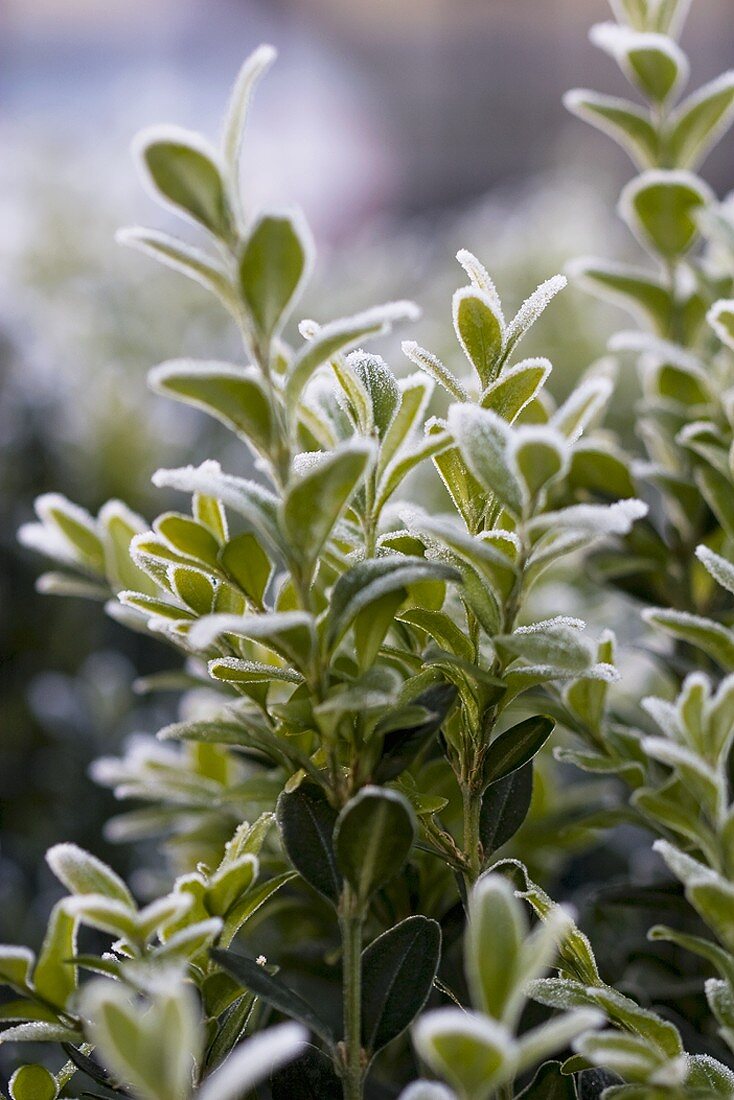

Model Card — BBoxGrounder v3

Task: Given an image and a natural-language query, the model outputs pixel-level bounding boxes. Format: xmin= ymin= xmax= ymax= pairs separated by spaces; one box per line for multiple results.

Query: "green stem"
xmin=462 ymin=781 xmax=483 ymax=888
xmin=339 ymin=887 xmax=364 ymax=1100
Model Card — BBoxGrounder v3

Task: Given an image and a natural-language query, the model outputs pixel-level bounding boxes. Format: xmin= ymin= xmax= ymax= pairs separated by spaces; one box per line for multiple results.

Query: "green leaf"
xmin=81 ymin=974 xmax=201 ymax=1100
xmin=350 ymin=352 xmax=401 ymax=438
xmin=281 ymin=441 xmax=375 ymax=569
xmin=510 ymin=427 xmax=568 ymax=500
xmin=33 ymin=902 xmax=77 ymax=1009
xmin=150 ymin=361 xmax=275 ymax=457
xmin=211 ymin=948 xmax=335 ymax=1044
xmin=285 ymin=301 xmax=419 ymax=409
xmin=466 ymin=874 xmax=526 ymax=1023
xmin=240 ymin=211 xmax=312 ymax=343
xmin=620 ymin=170 xmax=712 ymax=258
xmin=361 ymin=915 xmax=441 ymax=1054
xmin=334 ymin=788 xmax=416 ymax=905
xmin=483 ymin=716 xmax=555 ymax=785
xmin=326 ymin=557 xmax=459 ymax=653
xmin=413 ymin=1010 xmax=515 ymax=1099
xmin=567 ymin=257 xmax=674 ymax=334
xmin=453 ymin=287 xmax=504 ymax=386
xmin=45 ymin=844 xmax=133 ymax=907
xmin=32 ymin=494 xmax=105 ymax=573
xmin=480 ymin=359 xmax=551 ymax=422
xmin=136 ymin=126 xmax=232 ymax=238
xmin=116 ymin=226 xmax=238 ymax=312
xmin=8 ymin=1066 xmax=58 ymax=1100
xmin=276 ymin=783 xmax=341 ymax=905
xmin=220 ymin=531 xmax=273 ymax=605
xmin=480 ymin=763 xmax=533 ymax=855
xmin=221 ymin=45 xmax=277 ymax=219
xmin=590 ymin=22 xmax=687 ymax=105
xmin=402 ymin=341 xmax=469 ymax=402
xmin=667 ymin=72 xmax=734 ymax=170
xmin=448 ymin=403 xmax=523 ymax=516
xmin=190 ymin=610 xmax=315 ymax=671
xmin=153 ymin=461 xmax=282 ymax=551
xmin=374 ymin=683 xmax=457 ymax=783
xmin=643 ymin=607 xmax=734 ymax=670
xmin=564 ymin=90 xmax=659 ymax=168
xmin=503 ymin=275 xmax=567 ymax=362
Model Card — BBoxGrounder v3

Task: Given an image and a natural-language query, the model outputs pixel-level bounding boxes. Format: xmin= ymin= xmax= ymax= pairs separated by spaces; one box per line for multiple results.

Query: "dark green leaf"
xmin=211 ymin=948 xmax=335 ymax=1044
xmin=374 ymin=683 xmax=457 ymax=783
xmin=335 ymin=788 xmax=417 ymax=904
xmin=517 ymin=1061 xmax=577 ymax=1099
xmin=480 ymin=762 xmax=533 ymax=854
xmin=361 ymin=916 xmax=441 ymax=1054
xmin=483 ymin=716 xmax=555 ymax=785
xmin=276 ymin=784 xmax=342 ymax=905
xmin=271 ymin=1046 xmax=342 ymax=1100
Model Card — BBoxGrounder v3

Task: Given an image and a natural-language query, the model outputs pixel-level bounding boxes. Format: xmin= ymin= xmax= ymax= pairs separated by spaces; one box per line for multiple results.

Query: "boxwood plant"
xmin=6 ymin=0 xmax=734 ymax=1097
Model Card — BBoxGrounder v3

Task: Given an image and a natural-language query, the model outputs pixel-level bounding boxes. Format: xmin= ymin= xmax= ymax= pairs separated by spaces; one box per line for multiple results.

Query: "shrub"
xmin=5 ymin=1 xmax=734 ymax=1097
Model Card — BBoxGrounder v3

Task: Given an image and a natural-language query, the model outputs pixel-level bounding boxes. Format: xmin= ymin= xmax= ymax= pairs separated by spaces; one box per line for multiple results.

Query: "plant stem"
xmin=462 ymin=781 xmax=483 ymax=889
xmin=340 ymin=887 xmax=364 ymax=1100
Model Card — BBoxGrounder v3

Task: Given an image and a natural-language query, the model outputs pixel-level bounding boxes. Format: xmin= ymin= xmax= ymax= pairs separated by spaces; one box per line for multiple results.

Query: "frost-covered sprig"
xmin=0 ymin=825 xmax=298 ymax=1099
xmin=565 ymin=0 xmax=734 ymax=616
xmin=395 ymin=254 xmax=647 ymax=885
xmin=399 ymin=873 xmax=603 ymax=1100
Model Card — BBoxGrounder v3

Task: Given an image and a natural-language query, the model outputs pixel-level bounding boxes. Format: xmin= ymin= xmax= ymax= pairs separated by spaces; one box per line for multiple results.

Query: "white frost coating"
xmin=402 ymin=341 xmax=469 ymax=402
xmin=46 ymin=843 xmax=134 ymax=905
xmin=514 ymin=617 xmax=586 ymax=635
xmin=198 ymin=1022 xmax=307 ymax=1100
xmin=452 ymin=285 xmax=506 ymax=375
xmin=589 ymin=22 xmax=689 ymax=101
xmin=413 ymin=1007 xmax=516 ymax=1065
xmin=98 ymin=499 xmax=148 ymax=535
xmin=17 ymin=522 xmax=77 ymax=564
xmin=221 ymin=45 xmax=278 ymax=220
xmin=115 ymin=226 xmax=234 ymax=302
xmin=669 ymin=71 xmax=734 ymax=161
xmin=398 ymin=1081 xmax=457 ymax=1100
xmin=530 ymin=499 xmax=648 ymax=536
xmin=696 ymin=544 xmax=734 ymax=595
xmin=505 ymin=275 xmax=567 ymax=350
xmin=150 ymin=359 xmax=253 ymax=391
xmin=189 ymin=610 xmax=313 ymax=651
xmin=609 ymin=329 xmax=703 ymax=372
xmin=653 ymin=838 xmax=722 ymax=887
xmin=708 ymin=299 xmax=734 ymax=351
xmin=552 ymin=376 xmax=614 ymax=442
xmin=456 ymin=248 xmax=505 ymax=323
xmin=640 ymin=694 xmax=680 ymax=738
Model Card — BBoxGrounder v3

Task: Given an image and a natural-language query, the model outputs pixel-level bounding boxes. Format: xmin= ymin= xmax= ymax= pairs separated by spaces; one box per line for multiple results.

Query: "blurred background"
xmin=1 ymin=0 xmax=733 ymax=984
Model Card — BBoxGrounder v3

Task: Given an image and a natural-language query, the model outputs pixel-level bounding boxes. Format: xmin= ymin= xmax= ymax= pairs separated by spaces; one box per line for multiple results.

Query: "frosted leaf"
xmin=618 ymin=170 xmax=714 ymax=257
xmin=696 ymin=545 xmax=734 ymax=595
xmin=398 ymin=1082 xmax=457 ymax=1100
xmin=504 ymin=275 xmax=567 ymax=358
xmin=0 ymin=1021 xmax=79 ymax=1044
xmin=402 ymin=341 xmax=469 ymax=402
xmin=221 ymin=45 xmax=277 ymax=222
xmin=551 ymin=377 xmax=614 ymax=442
xmin=189 ymin=610 xmax=313 ymax=650
xmin=198 ymin=1022 xmax=307 ymax=1100
xmin=589 ymin=22 xmax=689 ymax=103
xmin=529 ymin=499 xmax=648 ymax=537
xmin=17 ymin=523 xmax=77 ymax=566
xmin=609 ymin=329 xmax=703 ymax=371
xmin=641 ymin=695 xmax=681 ymax=739
xmin=46 ymin=844 xmax=134 ymax=907
xmin=153 ymin=461 xmax=280 ymax=548
xmin=708 ymin=299 xmax=734 ymax=350
xmin=116 ymin=227 xmax=236 ymax=311
xmin=514 ymin=616 xmax=585 ymax=635
xmin=455 ymin=249 xmax=504 ymax=322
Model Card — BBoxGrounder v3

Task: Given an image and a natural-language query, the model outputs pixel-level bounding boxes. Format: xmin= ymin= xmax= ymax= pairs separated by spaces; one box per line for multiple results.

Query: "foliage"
xmin=4 ymin=0 xmax=734 ymax=1097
